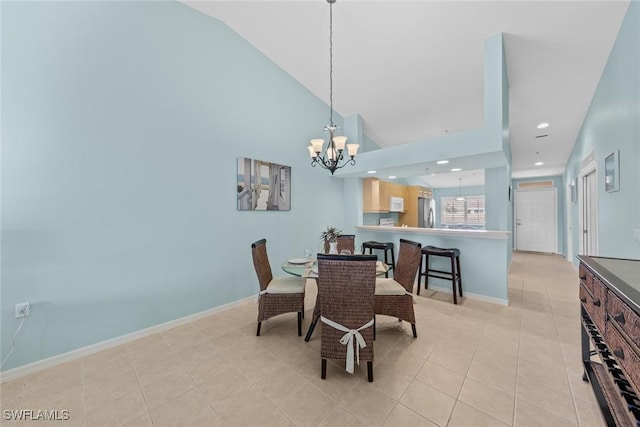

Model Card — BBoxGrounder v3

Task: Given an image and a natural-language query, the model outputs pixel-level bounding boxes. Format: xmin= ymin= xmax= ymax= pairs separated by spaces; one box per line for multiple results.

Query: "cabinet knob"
xmin=580 ymin=297 xmax=587 ymax=303
xmin=613 ymin=348 xmax=625 ymax=360
xmin=593 ymin=298 xmax=601 ymax=307
xmin=613 ymin=313 xmax=625 ymax=324
xmin=579 ymin=272 xmax=587 ymax=280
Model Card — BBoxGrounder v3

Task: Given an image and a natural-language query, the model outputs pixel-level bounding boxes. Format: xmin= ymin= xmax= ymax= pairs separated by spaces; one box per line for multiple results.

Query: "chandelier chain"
xmin=307 ymin=0 xmax=358 ymax=175
xmin=329 ymin=0 xmax=333 ymax=126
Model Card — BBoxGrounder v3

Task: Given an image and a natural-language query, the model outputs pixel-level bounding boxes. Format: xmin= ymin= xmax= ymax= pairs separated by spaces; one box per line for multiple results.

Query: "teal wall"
xmin=433 ymin=185 xmax=485 ymax=229
xmin=564 ymin=1 xmax=640 ymax=262
xmin=512 ymin=176 xmax=565 ymax=255
xmin=1 ymin=1 xmax=347 ymax=370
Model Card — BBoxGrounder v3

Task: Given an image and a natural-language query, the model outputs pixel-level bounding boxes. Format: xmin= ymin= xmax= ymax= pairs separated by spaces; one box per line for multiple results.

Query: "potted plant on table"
xmin=319 ymin=226 xmax=342 ymax=254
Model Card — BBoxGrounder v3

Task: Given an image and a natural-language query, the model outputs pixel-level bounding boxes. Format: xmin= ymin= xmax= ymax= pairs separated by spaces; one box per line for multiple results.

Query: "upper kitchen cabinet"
xmin=363 ymin=178 xmax=407 ymax=213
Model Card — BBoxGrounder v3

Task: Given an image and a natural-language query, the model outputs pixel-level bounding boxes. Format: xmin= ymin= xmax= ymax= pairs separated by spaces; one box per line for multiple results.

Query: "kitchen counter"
xmin=356 ymin=226 xmax=510 ymax=240
xmin=355 ymin=226 xmax=512 ymax=304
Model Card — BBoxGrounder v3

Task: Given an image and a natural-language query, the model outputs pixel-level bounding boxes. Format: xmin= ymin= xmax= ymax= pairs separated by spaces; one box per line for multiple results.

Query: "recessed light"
xmin=436 ymin=160 xmax=449 ymax=165
xmin=451 ymin=168 xmax=462 ymax=172
xmin=537 ymin=122 xmax=549 ymax=129
xmin=535 ymin=162 xmax=544 ymax=166
xmin=367 ymin=170 xmax=376 ymax=174
xmin=388 ymin=175 xmax=396 ymax=179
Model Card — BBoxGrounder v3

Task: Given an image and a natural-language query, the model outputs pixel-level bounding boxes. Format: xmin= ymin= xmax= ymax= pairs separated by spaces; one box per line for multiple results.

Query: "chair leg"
xmin=390 ymin=248 xmax=396 ymax=278
xmin=373 ymin=316 xmax=376 ymax=341
xmin=424 ymin=254 xmax=430 ymax=290
xmin=456 ymin=255 xmax=463 ymax=297
xmin=411 ymin=323 xmax=417 ymax=338
xmin=321 ymin=359 xmax=327 ymax=379
xmin=367 ymin=361 xmax=373 ymax=382
xmin=256 ymin=322 xmax=262 ymax=336
xmin=450 ymin=255 xmax=457 ymax=304
xmin=297 ymin=312 xmax=302 ymax=337
xmin=417 ymin=254 xmax=423 ymax=295
xmin=383 ymin=249 xmax=390 ymax=278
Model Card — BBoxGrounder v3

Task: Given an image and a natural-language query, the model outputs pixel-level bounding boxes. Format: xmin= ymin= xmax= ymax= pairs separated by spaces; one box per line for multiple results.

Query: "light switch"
xmin=634 ymin=229 xmax=640 ymax=242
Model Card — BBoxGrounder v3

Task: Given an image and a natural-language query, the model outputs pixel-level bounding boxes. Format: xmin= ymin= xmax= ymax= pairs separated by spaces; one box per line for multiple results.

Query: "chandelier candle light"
xmin=307 ymin=0 xmax=359 ymax=175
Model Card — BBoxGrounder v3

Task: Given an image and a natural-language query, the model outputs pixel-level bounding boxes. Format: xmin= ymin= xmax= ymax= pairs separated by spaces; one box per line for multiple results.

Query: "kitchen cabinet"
xmin=363 ymin=178 xmax=407 ymax=213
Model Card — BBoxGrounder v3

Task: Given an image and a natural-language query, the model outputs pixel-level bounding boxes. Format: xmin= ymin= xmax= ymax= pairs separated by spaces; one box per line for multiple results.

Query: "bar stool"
xmin=418 ymin=246 xmax=463 ymax=304
xmin=362 ymin=241 xmax=395 ymax=278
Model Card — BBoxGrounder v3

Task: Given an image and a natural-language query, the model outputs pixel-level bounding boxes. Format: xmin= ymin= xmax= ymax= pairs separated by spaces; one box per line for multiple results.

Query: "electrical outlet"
xmin=15 ymin=302 xmax=31 ymax=319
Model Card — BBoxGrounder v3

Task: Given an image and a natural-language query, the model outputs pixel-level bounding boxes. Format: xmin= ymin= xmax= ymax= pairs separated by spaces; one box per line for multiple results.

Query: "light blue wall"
xmin=433 ymin=185 xmax=485 ymax=229
xmin=1 ymin=1 xmax=348 ymax=370
xmin=512 ymin=176 xmax=565 ymax=255
xmin=356 ymin=229 xmax=509 ymax=302
xmin=564 ymin=1 xmax=640 ymax=262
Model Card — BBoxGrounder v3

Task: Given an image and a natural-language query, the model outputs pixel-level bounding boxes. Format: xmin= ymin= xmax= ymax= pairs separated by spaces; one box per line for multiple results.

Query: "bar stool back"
xmin=418 ymin=246 xmax=463 ymax=304
xmin=361 ymin=241 xmax=395 ymax=277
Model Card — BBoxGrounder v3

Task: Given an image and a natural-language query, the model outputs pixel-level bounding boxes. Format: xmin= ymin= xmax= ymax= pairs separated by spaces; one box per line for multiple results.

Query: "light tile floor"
xmin=1 ymin=252 xmax=606 ymax=426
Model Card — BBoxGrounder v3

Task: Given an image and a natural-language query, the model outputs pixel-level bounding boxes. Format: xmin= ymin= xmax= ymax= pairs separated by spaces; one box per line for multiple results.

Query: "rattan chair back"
xmin=323 ymin=234 xmax=356 ymax=254
xmin=251 ymin=238 xmax=273 ymax=293
xmin=393 ymin=239 xmax=423 ymax=292
xmin=317 ymin=254 xmax=377 ymax=378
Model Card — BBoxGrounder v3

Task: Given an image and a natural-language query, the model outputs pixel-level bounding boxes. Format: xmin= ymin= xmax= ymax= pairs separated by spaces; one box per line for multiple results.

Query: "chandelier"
xmin=307 ymin=0 xmax=359 ymax=175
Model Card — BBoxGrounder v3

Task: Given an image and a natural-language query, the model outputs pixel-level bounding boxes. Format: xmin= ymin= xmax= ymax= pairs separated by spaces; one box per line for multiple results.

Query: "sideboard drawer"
xmin=581 ymin=281 xmax=606 ymax=332
xmin=607 ymin=291 xmax=640 ymax=345
xmin=605 ymin=321 xmax=640 ymax=394
xmin=579 ymin=264 xmax=595 ymax=294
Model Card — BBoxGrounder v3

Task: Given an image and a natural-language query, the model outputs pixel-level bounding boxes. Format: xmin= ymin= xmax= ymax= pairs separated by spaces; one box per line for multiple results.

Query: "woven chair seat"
xmin=264 ymin=276 xmax=305 ymax=294
xmin=374 ymin=278 xmax=409 ymax=296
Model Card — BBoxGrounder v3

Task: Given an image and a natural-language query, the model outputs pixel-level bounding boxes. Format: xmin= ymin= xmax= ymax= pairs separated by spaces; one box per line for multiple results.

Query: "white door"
xmin=515 ymin=188 xmax=557 ymax=253
xmin=582 ymin=171 xmax=598 ymax=255
xmin=566 ymin=181 xmax=574 ymax=261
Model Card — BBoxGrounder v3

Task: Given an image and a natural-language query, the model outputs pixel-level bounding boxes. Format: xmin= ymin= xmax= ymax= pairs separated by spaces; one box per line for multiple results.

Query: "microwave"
xmin=389 ymin=196 xmax=404 ymax=212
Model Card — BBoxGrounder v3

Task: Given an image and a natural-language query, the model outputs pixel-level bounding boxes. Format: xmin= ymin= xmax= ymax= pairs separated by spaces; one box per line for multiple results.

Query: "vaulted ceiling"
xmin=184 ymin=1 xmax=629 ymax=187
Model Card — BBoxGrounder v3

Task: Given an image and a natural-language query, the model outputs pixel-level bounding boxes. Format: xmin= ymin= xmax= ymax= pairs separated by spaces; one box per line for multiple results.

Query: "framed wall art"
xmin=604 ymin=150 xmax=619 ymax=192
xmin=237 ymin=157 xmax=291 ymax=211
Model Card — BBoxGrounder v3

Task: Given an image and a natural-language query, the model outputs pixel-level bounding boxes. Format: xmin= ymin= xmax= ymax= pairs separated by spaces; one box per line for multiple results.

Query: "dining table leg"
xmin=304 ymin=305 xmax=321 ymax=342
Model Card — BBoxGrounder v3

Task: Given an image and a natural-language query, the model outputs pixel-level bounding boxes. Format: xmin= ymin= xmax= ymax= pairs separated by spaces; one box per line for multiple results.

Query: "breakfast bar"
xmin=355 ymin=226 xmax=512 ymax=304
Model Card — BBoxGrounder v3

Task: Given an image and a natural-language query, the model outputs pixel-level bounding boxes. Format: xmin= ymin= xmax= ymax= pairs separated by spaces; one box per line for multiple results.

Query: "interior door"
xmin=582 ymin=170 xmax=598 ymax=255
xmin=515 ymin=188 xmax=557 ymax=253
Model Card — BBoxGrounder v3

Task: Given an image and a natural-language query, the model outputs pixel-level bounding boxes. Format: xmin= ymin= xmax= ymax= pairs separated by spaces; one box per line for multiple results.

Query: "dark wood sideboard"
xmin=578 ymin=255 xmax=640 ymax=427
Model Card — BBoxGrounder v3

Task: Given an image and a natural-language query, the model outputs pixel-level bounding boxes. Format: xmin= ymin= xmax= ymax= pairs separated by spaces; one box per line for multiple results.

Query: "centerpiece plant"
xmin=319 ymin=226 xmax=342 ymax=253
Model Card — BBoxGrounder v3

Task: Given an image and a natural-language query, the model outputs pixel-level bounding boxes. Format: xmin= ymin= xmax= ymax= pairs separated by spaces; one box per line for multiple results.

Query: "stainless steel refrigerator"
xmin=418 ymin=197 xmax=435 ymax=228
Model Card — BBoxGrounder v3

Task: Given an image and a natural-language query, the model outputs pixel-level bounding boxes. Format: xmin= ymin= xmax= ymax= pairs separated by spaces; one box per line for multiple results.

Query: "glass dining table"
xmin=281 ymin=257 xmax=389 ymax=341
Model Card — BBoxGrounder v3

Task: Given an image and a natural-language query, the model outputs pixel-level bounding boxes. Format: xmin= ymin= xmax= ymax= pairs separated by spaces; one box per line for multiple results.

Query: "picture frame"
xmin=604 ymin=150 xmax=619 ymax=192
xmin=237 ymin=157 xmax=291 ymax=211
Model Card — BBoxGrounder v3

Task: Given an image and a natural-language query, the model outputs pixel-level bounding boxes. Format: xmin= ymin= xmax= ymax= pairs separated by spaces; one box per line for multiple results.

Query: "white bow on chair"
xmin=320 ymin=316 xmax=374 ymax=374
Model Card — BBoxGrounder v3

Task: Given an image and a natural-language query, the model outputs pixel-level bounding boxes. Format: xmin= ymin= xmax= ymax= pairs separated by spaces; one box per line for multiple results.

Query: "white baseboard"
xmin=0 ymin=296 xmax=254 ymax=383
xmin=419 ymin=284 xmax=508 ymax=306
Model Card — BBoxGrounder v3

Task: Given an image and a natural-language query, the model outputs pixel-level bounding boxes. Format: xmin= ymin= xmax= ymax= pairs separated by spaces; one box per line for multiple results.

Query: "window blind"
xmin=441 ymin=195 xmax=485 ymax=225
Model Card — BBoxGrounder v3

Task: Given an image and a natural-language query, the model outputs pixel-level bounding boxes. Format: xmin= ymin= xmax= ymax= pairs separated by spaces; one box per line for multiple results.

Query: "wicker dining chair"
xmin=251 ymin=239 xmax=305 ymax=336
xmin=323 ymin=234 xmax=356 ymax=254
xmin=317 ymin=253 xmax=377 ymax=382
xmin=374 ymin=239 xmax=422 ymax=338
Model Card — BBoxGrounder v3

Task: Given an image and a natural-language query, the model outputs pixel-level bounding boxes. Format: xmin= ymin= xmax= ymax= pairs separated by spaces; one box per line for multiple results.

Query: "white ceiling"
xmin=183 ymin=0 xmax=629 ymax=188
